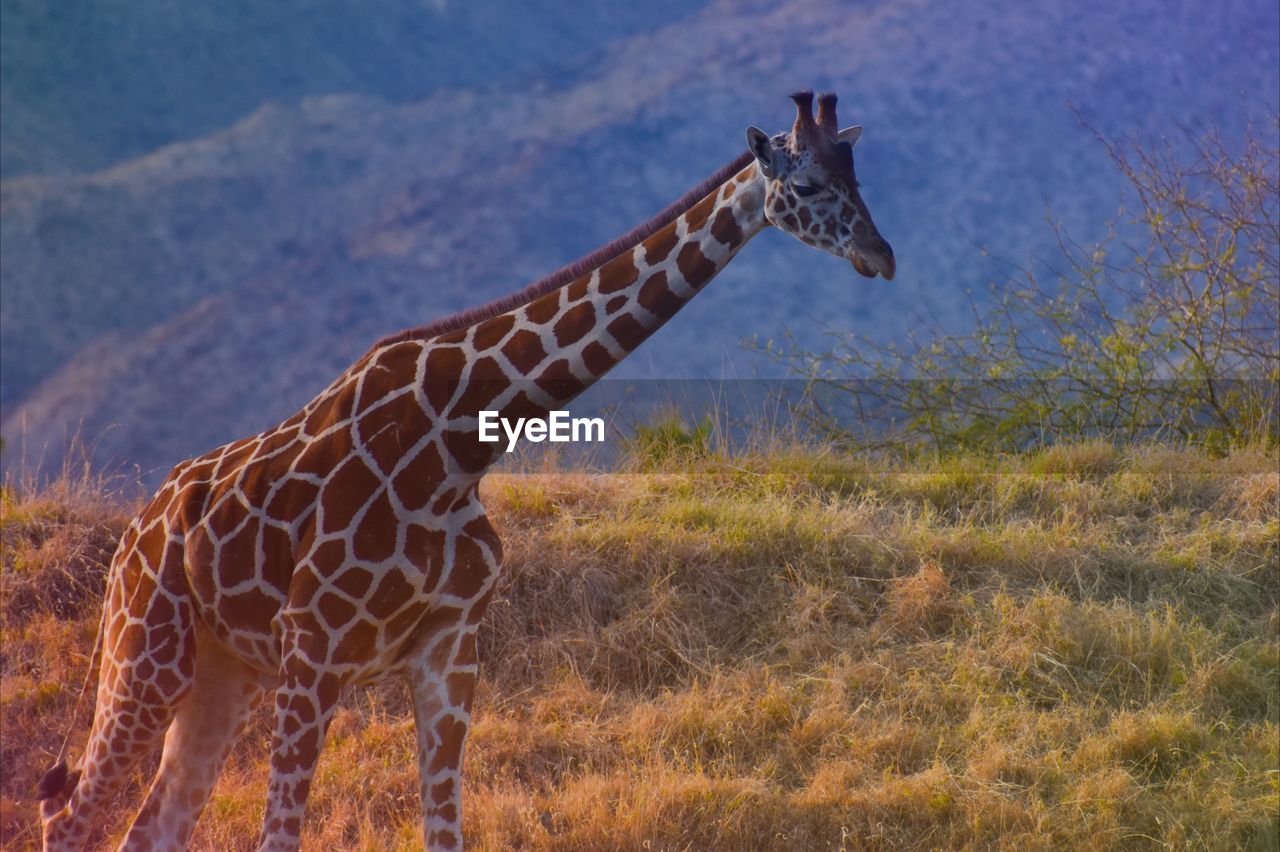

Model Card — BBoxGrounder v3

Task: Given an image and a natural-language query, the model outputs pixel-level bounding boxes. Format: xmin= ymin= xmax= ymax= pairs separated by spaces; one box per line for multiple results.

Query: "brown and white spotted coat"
xmin=38 ymin=91 xmax=894 ymax=851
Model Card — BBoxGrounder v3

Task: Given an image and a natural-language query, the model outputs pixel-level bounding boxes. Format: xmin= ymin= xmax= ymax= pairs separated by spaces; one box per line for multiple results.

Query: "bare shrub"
xmin=761 ymin=115 xmax=1279 ymax=452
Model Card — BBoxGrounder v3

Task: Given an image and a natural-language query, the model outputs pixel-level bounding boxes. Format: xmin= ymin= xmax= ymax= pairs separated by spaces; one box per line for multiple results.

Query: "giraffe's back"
xmin=138 ymin=340 xmax=483 ymax=678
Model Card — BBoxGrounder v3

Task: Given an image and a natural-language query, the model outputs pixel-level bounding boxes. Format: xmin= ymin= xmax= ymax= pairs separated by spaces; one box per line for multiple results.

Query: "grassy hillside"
xmin=2 ymin=443 xmax=1277 ymax=849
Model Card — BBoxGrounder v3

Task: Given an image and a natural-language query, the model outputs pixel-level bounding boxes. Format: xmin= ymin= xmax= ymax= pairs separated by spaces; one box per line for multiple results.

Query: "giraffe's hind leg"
xmin=120 ymin=625 xmax=269 ymax=850
xmin=41 ymin=544 xmax=196 ymax=851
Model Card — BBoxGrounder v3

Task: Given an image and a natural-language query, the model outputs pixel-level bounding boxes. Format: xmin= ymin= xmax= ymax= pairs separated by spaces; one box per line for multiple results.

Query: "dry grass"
xmin=2 ymin=442 xmax=1277 ymax=850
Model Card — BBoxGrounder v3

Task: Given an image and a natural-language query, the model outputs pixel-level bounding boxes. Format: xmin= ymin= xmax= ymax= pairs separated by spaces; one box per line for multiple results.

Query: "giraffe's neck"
xmin=452 ymin=161 xmax=768 ymax=423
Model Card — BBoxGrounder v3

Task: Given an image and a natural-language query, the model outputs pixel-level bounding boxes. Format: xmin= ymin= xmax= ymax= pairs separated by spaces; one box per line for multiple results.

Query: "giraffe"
xmin=37 ymin=90 xmax=894 ymax=851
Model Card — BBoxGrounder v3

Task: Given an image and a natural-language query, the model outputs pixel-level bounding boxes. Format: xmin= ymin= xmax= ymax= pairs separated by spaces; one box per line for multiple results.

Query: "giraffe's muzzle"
xmin=851 ymin=238 xmax=895 ymax=280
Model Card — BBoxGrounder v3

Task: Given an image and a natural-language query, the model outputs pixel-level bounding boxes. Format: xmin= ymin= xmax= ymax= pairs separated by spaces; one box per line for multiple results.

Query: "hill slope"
xmin=0 ymin=0 xmax=702 ymax=177
xmin=2 ymin=0 xmax=1278 ymax=481
xmin=2 ymin=443 xmax=1277 ymax=848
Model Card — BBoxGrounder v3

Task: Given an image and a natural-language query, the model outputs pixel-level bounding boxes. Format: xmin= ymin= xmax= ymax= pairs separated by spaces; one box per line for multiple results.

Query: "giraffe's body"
xmin=39 ymin=92 xmax=894 ymax=851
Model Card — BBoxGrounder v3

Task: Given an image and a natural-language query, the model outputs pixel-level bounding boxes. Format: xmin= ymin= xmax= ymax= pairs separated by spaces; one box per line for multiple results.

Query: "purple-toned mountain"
xmin=3 ymin=0 xmax=1277 ymax=482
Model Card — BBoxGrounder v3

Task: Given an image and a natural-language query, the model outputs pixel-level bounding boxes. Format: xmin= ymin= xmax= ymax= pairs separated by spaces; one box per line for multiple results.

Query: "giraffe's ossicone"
xmin=38 ymin=90 xmax=893 ymax=852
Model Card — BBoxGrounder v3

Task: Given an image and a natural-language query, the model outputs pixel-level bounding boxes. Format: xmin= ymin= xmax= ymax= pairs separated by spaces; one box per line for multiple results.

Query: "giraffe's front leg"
xmin=408 ymin=623 xmax=481 ymax=851
xmin=405 ymin=504 xmax=502 ymax=850
xmin=256 ymin=615 xmax=346 ymax=852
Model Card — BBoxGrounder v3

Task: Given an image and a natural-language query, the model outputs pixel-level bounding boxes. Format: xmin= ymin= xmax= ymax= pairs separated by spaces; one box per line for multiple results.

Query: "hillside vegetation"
xmin=2 ymin=442 xmax=1277 ymax=849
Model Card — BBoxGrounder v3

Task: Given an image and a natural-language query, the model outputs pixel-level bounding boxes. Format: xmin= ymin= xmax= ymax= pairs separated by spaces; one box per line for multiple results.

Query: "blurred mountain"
xmin=0 ymin=0 xmax=701 ymax=176
xmin=2 ymin=0 xmax=1277 ymax=483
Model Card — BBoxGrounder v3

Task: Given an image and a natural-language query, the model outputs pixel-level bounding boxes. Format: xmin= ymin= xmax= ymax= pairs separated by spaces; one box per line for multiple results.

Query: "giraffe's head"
xmin=746 ymin=91 xmax=895 ymax=280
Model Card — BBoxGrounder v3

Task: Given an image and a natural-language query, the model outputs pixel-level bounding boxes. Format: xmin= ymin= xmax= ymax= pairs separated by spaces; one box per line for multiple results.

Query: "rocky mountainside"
xmin=2 ymin=0 xmax=1277 ymax=482
xmin=0 ymin=0 xmax=701 ymax=176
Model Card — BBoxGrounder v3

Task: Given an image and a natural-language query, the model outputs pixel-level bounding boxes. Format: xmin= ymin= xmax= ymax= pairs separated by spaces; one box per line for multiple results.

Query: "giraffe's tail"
xmin=36 ymin=599 xmax=106 ymax=802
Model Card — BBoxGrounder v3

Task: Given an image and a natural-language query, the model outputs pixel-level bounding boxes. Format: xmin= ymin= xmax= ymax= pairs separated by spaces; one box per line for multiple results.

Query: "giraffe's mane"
xmin=377 ymin=149 xmax=755 ymax=347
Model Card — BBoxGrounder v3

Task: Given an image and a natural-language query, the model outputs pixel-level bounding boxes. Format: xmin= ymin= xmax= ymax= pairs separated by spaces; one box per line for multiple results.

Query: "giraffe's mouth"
xmin=851 ymin=250 xmax=895 ymax=280
xmin=851 ymin=255 xmax=877 ymax=278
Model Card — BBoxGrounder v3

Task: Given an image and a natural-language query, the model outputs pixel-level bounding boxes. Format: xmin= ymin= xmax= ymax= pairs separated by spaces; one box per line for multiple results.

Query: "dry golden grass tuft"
xmin=2 ymin=442 xmax=1277 ymax=849
xmin=882 ymin=561 xmax=958 ymax=637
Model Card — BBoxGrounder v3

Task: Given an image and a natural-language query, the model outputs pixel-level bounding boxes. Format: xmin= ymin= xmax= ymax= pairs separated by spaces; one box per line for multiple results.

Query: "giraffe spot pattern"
xmin=431 ymin=778 xmax=455 ymax=806
xmin=711 ymin=206 xmax=744 ymax=247
xmin=367 ymin=569 xmax=416 ymax=620
xmin=224 ymin=587 xmax=284 ymax=634
xmin=294 ymin=422 xmax=353 ymax=477
xmin=448 ymin=356 xmax=507 ymax=418
xmin=643 ymin=227 xmax=679 ymax=265
xmin=598 ymin=255 xmax=640 ymax=293
xmin=332 ymin=565 xmax=374 ymax=598
xmin=358 ymin=400 xmax=432 ymax=477
xmin=302 ymin=385 xmax=356 ymax=439
xmin=219 ymin=517 xmax=260 ymax=586
xmin=352 ymin=492 xmax=397 ymax=563
xmin=318 ymin=592 xmax=357 ymax=629
xmin=606 ymin=313 xmax=649 ymax=351
xmin=471 ymin=313 xmax=515 ymax=350
xmin=501 ymin=329 xmax=547 ymax=373
xmin=320 ymin=459 xmax=381 ymax=533
xmin=424 ymin=347 xmax=465 ymax=411
xmin=683 ymin=192 xmax=718 ymax=232
xmin=330 ymin=620 xmax=377 ymax=664
xmin=443 ymin=428 xmax=494 ymax=474
xmin=524 ymin=291 xmax=561 ymax=324
xmin=387 ymin=599 xmax=429 ymax=637
xmin=566 ymin=274 xmax=592 ymax=301
xmin=534 ymin=358 xmax=587 ymax=400
xmin=438 ymin=534 xmax=491 ymax=600
xmin=553 ymin=301 xmax=596 ymax=347
xmin=677 ymin=241 xmax=717 ymax=288
xmin=581 ymin=341 xmax=614 ymax=376
xmin=393 ymin=442 xmax=446 ymax=511
xmin=431 ymin=487 xmax=457 ymax=516
xmin=637 ymin=270 xmax=682 ymax=318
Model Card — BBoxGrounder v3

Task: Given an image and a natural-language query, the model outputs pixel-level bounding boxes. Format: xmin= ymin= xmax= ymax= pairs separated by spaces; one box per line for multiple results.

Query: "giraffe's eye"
xmin=793 ymin=183 xmax=820 ymax=197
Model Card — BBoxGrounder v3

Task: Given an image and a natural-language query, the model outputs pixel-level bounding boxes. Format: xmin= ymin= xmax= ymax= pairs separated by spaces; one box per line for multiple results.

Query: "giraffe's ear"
xmin=837 ymin=125 xmax=863 ymax=147
xmin=746 ymin=126 xmax=781 ymax=178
